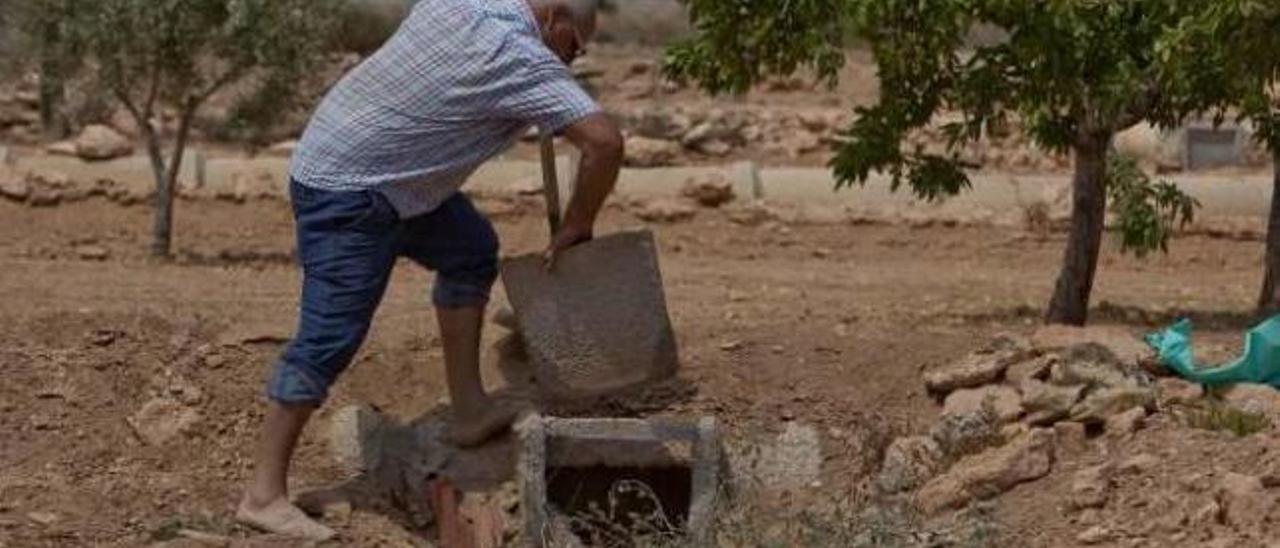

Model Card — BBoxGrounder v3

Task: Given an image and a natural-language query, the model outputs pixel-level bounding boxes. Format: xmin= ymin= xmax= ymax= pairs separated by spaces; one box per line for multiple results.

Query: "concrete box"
xmin=517 ymin=415 xmax=721 ymax=547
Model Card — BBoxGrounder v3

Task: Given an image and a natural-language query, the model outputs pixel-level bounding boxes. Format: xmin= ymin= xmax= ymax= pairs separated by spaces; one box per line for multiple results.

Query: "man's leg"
xmin=239 ymin=185 xmax=399 ymax=539
xmin=402 ymin=193 xmax=514 ymax=446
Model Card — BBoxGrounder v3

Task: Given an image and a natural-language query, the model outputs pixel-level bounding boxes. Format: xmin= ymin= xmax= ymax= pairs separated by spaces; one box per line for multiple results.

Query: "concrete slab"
xmin=500 ymin=230 xmax=679 ymax=400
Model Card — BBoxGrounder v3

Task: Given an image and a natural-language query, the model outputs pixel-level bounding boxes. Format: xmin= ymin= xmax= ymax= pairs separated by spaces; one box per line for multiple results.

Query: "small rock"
xmin=1115 ymin=454 xmax=1159 ymax=476
xmin=623 ymin=136 xmax=681 ymax=168
xmin=1221 ymin=383 xmax=1280 ymax=420
xmin=26 ymin=512 xmax=59 ymax=525
xmin=1077 ymin=526 xmax=1113 ymax=545
xmin=943 ymin=385 xmax=1023 ymax=423
xmin=914 ymin=428 xmax=1056 ymax=514
xmin=1006 ymin=354 xmax=1055 ymax=386
xmin=1032 ymin=325 xmax=1152 ymax=367
xmin=75 ymin=245 xmax=110 ymax=261
xmin=0 ymin=166 xmax=30 ymax=201
xmin=924 ymin=349 xmax=1027 ymax=395
xmin=74 ymin=124 xmax=133 ymax=161
xmin=176 ymin=529 xmax=231 ymax=547
xmin=1021 ymin=379 xmax=1086 ymax=425
xmin=680 ymin=174 xmax=735 ymax=208
xmin=619 ymin=78 xmax=656 ymax=100
xmin=201 ymin=354 xmax=227 ymax=369
xmin=1050 ymin=357 xmax=1138 ymax=390
xmin=46 ymin=140 xmax=78 ymax=157
xmin=266 ymin=140 xmax=297 ymax=158
xmin=1105 ymin=406 xmax=1147 ymax=438
xmin=28 ymin=187 xmax=63 ymax=207
xmin=1217 ymin=473 xmax=1272 ymax=531
xmin=1071 ymin=464 xmax=1114 ymax=509
xmin=726 ymin=422 xmax=823 ymax=492
xmin=1191 ymin=500 xmax=1222 ymax=526
xmin=128 ymin=398 xmax=202 ymax=446
xmin=1053 ymin=422 xmax=1089 ymax=455
xmin=1158 ymin=377 xmax=1204 ymax=404
xmin=930 ymin=412 xmax=1001 ymax=458
xmin=696 ymin=139 xmax=733 ymax=156
xmin=634 ymin=198 xmax=697 ymax=223
xmin=878 ymin=436 xmax=945 ymax=493
xmin=1071 ymin=385 xmax=1157 ymax=424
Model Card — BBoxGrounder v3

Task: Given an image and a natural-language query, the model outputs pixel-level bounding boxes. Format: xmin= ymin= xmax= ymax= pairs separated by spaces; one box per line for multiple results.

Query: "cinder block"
xmin=517 ymin=415 xmax=721 ymax=547
xmin=500 ymin=230 xmax=679 ymax=400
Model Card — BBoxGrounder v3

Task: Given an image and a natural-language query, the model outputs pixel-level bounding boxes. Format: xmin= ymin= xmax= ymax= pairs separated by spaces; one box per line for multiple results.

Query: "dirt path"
xmin=0 ymin=195 xmax=1265 ymax=546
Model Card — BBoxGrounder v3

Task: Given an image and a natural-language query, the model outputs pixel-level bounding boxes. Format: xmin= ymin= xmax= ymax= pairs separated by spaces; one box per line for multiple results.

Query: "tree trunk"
xmin=1258 ymin=151 xmax=1280 ymax=318
xmin=148 ymin=103 xmax=198 ymax=258
xmin=1046 ymin=132 xmax=1112 ymax=326
xmin=37 ymin=21 xmax=68 ymax=139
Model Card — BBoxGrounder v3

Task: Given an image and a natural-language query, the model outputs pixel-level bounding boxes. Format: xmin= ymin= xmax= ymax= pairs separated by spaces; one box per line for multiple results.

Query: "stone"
xmin=696 ymin=139 xmax=733 ymax=157
xmin=1105 ymin=406 xmax=1147 ymax=438
xmin=1021 ymin=379 xmax=1086 ymax=426
xmin=634 ymin=198 xmax=697 ymax=223
xmin=914 ymin=428 xmax=1055 ymax=514
xmin=726 ymin=420 xmax=821 ymax=492
xmin=623 ymin=136 xmax=681 ymax=167
xmin=0 ymin=166 xmax=30 ymax=201
xmin=780 ymin=132 xmax=823 ymax=158
xmin=680 ymin=174 xmax=735 ymax=208
xmin=1158 ymin=377 xmax=1204 ymax=404
xmin=619 ymin=78 xmax=656 ymax=100
xmin=46 ymin=140 xmax=78 ymax=157
xmin=1006 ymin=355 xmax=1055 ymax=386
xmin=1070 ymin=385 xmax=1157 ymax=424
xmin=1032 ymin=325 xmax=1152 ymax=367
xmin=176 ymin=529 xmax=231 ymax=547
xmin=327 ymin=404 xmax=390 ymax=475
xmin=1054 ymin=422 xmax=1089 ymax=455
xmin=924 ymin=349 xmax=1026 ymax=395
xmin=74 ymin=124 xmax=133 ymax=161
xmin=1221 ymin=384 xmax=1280 ymax=420
xmin=1191 ymin=501 xmax=1221 ymax=526
xmin=1050 ymin=358 xmax=1139 ymax=390
xmin=26 ymin=512 xmax=58 ymax=526
xmin=877 ymin=436 xmax=945 ymax=493
xmin=1071 ymin=464 xmax=1114 ymax=509
xmin=1077 ymin=526 xmax=1114 ymax=545
xmin=681 ymin=122 xmax=719 ymax=147
xmin=929 ymin=412 xmax=1001 ymax=458
xmin=129 ymin=398 xmax=202 ymax=446
xmin=1118 ymin=453 xmax=1159 ymax=475
xmin=1217 ymin=473 xmax=1271 ymax=531
xmin=266 ymin=140 xmax=297 ymax=157
xmin=75 ymin=245 xmax=110 ymax=261
xmin=1115 ymin=123 xmax=1184 ymax=171
xmin=630 ymin=107 xmax=692 ymax=141
xmin=943 ymin=385 xmax=1023 ymax=423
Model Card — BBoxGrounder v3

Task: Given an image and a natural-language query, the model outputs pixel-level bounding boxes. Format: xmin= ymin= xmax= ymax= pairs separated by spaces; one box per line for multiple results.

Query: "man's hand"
xmin=543 ymin=221 xmax=593 ymax=270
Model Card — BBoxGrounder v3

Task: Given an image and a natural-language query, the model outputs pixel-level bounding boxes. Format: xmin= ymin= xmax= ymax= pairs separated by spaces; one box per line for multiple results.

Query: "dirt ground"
xmin=0 ymin=185 xmax=1267 ymax=547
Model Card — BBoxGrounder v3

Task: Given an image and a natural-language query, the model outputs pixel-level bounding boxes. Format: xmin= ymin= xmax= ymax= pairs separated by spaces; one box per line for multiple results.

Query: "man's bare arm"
xmin=544 ymin=112 xmax=624 ymax=264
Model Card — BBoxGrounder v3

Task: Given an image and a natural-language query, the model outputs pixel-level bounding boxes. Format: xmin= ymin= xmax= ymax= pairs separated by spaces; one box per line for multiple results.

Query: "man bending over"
xmin=236 ymin=0 xmax=621 ymax=539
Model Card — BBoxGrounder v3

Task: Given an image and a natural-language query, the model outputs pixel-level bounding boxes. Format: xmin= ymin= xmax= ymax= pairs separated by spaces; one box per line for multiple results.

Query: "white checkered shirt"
xmin=289 ymin=0 xmax=601 ymax=218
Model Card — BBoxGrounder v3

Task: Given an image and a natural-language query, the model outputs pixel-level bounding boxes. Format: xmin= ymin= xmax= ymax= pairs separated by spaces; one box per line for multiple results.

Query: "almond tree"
xmin=666 ymin=0 xmax=1217 ymax=325
xmin=21 ymin=0 xmax=341 ymax=256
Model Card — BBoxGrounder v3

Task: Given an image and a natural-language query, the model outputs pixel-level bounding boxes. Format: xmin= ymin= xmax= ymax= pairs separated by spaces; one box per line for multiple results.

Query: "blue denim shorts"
xmin=267 ymin=179 xmax=499 ymax=404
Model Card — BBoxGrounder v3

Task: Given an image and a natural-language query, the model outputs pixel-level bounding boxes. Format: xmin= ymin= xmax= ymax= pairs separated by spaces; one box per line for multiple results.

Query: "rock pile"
xmin=882 ymin=327 xmax=1163 ymax=513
